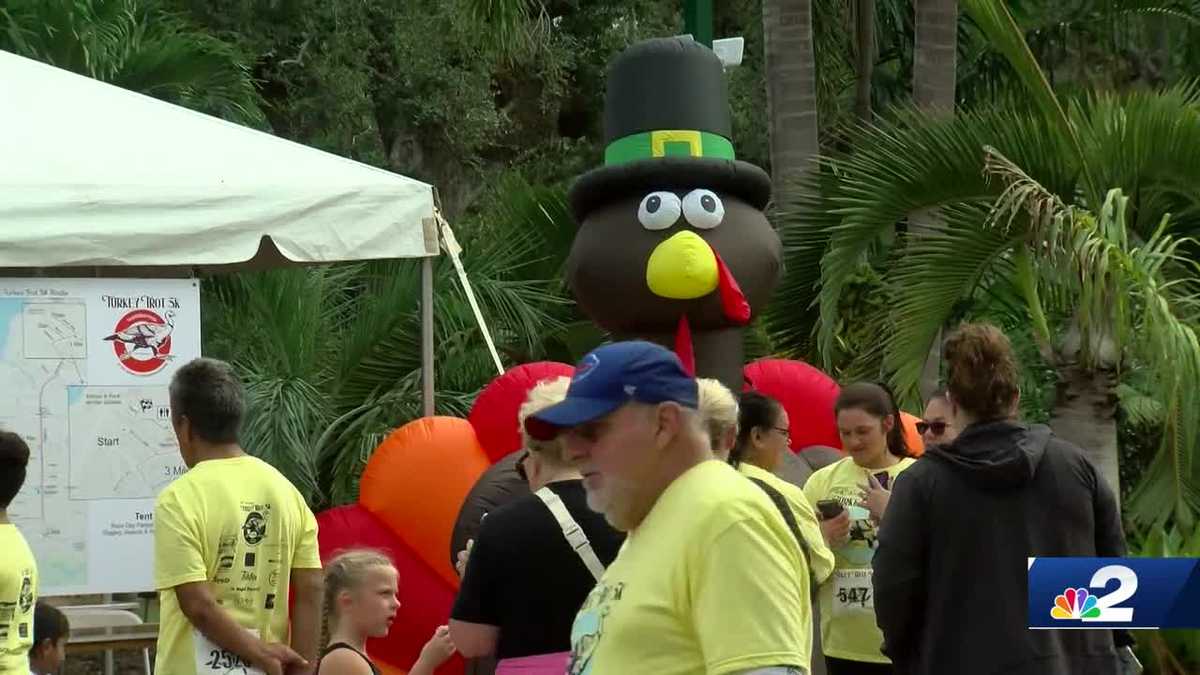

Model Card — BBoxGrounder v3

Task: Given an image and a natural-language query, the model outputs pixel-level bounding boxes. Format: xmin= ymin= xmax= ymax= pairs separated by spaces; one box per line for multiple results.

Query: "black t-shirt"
xmin=451 ymin=479 xmax=625 ymax=659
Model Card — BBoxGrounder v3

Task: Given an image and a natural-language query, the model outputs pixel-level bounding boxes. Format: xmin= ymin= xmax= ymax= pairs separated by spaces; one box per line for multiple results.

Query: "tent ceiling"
xmin=0 ymin=50 xmax=437 ymax=270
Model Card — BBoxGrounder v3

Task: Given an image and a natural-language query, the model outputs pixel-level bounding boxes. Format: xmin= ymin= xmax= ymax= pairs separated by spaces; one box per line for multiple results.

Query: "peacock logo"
xmin=1051 ymin=587 xmax=1101 ymax=620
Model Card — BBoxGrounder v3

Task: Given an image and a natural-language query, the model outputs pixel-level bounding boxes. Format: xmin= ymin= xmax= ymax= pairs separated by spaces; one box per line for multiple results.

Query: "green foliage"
xmin=169 ymin=0 xmax=679 ymax=217
xmin=202 ymin=179 xmax=577 ymax=509
xmin=1 ymin=0 xmax=264 ymax=124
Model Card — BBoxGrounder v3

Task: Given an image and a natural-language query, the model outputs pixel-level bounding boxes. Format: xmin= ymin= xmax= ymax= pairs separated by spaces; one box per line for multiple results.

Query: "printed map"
xmin=0 ymin=280 xmax=200 ymax=595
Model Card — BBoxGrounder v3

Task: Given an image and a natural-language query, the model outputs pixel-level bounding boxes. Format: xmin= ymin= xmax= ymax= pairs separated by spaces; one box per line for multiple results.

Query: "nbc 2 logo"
xmin=1030 ymin=557 xmax=1200 ymax=629
xmin=1048 ymin=564 xmax=1137 ymax=623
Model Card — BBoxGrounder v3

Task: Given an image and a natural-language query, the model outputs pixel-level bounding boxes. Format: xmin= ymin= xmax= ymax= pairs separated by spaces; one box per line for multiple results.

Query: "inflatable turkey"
xmin=566 ymin=37 xmax=782 ymax=392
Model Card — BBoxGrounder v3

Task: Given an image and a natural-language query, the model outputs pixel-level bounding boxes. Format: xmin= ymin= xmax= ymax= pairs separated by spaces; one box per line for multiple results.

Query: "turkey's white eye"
xmin=682 ymin=189 xmax=724 ymax=229
xmin=637 ymin=192 xmax=682 ymax=231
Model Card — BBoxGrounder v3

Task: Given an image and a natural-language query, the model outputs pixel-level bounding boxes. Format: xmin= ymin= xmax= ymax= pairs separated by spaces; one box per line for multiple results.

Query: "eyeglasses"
xmin=514 ymin=450 xmax=530 ymax=482
xmin=773 ymin=426 xmax=791 ymax=441
xmin=916 ymin=420 xmax=949 ymax=437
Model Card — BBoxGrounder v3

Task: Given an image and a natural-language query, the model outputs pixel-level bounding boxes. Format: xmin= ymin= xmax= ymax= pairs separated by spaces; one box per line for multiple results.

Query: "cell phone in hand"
xmin=873 ymin=471 xmax=891 ymax=490
xmin=817 ymin=499 xmax=844 ymax=520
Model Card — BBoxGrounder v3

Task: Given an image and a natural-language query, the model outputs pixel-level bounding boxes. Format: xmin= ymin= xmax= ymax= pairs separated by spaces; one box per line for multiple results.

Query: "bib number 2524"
xmin=194 ymin=629 xmax=265 ymax=675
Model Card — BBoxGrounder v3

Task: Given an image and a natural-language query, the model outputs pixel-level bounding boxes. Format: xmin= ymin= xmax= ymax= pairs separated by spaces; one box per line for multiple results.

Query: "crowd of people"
xmin=0 ymin=321 xmax=1137 ymax=675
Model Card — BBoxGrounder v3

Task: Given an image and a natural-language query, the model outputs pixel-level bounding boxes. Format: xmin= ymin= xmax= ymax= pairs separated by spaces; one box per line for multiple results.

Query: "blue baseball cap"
xmin=524 ymin=341 xmax=699 ymax=441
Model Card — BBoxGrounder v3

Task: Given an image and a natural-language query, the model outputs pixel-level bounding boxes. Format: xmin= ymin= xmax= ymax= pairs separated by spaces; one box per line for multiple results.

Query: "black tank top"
xmin=316 ymin=642 xmax=381 ymax=675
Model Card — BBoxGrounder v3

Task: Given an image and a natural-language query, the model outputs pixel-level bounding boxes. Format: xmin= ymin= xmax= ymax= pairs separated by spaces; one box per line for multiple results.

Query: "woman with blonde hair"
xmin=873 ymin=323 xmax=1132 ymax=675
xmin=696 ymin=378 xmax=739 ymax=460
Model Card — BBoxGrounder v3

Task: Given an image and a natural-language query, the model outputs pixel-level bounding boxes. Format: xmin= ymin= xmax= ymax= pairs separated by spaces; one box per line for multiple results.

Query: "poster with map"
xmin=0 ymin=278 xmax=200 ymax=595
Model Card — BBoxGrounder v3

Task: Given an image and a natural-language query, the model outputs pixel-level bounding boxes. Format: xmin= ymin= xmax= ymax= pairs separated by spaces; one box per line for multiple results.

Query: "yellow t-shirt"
xmin=153 ymin=455 xmax=321 ymax=675
xmin=803 ymin=455 xmax=915 ymax=664
xmin=568 ymin=460 xmax=811 ymax=675
xmin=0 ymin=523 xmax=36 ymax=673
xmin=739 ymin=462 xmax=836 ymax=585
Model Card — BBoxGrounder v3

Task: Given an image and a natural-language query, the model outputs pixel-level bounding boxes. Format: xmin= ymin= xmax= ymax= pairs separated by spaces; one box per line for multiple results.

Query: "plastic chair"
xmin=60 ymin=607 xmax=151 ymax=675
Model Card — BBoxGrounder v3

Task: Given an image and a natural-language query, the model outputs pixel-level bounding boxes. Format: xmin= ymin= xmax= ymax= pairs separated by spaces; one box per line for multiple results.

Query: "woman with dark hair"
xmin=918 ymin=389 xmax=958 ymax=447
xmin=731 ymin=392 xmax=835 ymax=587
xmin=872 ymin=323 xmax=1131 ymax=675
xmin=803 ymin=383 xmax=915 ymax=675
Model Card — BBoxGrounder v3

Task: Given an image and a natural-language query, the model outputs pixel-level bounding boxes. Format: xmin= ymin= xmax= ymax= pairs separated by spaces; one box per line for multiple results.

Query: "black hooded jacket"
xmin=872 ymin=420 xmax=1128 ymax=675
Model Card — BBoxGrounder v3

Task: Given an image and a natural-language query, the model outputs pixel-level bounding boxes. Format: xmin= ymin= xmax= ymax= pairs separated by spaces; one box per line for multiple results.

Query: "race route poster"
xmin=0 ymin=278 xmax=201 ymax=595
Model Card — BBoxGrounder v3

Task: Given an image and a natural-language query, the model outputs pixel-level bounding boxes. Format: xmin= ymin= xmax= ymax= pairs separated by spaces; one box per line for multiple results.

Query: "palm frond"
xmin=0 ymin=0 xmax=264 ymax=125
xmin=882 ymin=202 xmax=1020 ymax=405
xmin=795 ymin=105 xmax=1073 ymax=365
xmin=960 ymin=0 xmax=1099 ymax=202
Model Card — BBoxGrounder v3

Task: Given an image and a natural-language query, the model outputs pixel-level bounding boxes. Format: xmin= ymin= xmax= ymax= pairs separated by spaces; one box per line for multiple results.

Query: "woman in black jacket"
xmin=872 ymin=322 xmax=1133 ymax=675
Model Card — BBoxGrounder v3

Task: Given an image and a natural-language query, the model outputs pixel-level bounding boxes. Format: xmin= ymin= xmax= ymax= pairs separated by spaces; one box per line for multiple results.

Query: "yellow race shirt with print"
xmin=0 ymin=524 xmax=36 ymax=673
xmin=154 ymin=455 xmax=322 ymax=675
xmin=739 ymin=462 xmax=836 ymax=585
xmin=803 ymin=455 xmax=915 ymax=664
xmin=568 ymin=460 xmax=811 ymax=675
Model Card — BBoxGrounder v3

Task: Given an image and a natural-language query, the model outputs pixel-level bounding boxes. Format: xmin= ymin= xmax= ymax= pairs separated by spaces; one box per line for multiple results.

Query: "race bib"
xmin=194 ymin=628 xmax=265 ymax=675
xmin=832 ymin=568 xmax=874 ymax=615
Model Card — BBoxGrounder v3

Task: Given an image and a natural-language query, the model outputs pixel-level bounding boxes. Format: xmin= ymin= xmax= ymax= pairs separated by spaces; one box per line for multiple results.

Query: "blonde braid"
xmin=320 ymin=549 xmax=394 ymax=652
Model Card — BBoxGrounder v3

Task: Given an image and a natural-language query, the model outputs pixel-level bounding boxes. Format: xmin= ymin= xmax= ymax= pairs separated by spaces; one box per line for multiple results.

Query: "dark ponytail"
xmin=731 ymin=391 xmax=784 ymax=467
xmin=834 ymin=381 xmax=911 ymax=459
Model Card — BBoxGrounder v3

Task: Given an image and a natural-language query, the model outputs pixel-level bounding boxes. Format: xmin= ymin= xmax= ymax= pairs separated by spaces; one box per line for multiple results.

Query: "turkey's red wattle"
xmin=674 ymin=314 xmax=695 ymax=376
xmin=712 ymin=245 xmax=751 ymax=324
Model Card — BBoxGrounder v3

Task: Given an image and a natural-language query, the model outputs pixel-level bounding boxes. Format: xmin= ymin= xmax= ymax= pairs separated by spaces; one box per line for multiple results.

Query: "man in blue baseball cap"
xmin=526 ymin=341 xmax=812 ymax=675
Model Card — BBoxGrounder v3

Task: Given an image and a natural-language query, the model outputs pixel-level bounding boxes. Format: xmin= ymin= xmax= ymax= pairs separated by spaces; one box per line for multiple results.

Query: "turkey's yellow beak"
xmin=645 ymin=231 xmax=718 ymax=299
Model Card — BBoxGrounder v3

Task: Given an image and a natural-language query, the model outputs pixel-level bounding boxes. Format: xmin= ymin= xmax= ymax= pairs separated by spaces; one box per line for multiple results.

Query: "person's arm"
xmin=448 ymin=516 xmax=503 ymax=658
xmin=290 ymin=568 xmax=323 ymax=663
xmin=446 ymin=620 xmax=497 ymax=659
xmin=290 ymin=504 xmax=324 ymax=663
xmin=692 ymin=515 xmax=807 ymax=674
xmin=871 ymin=470 xmax=928 ymax=669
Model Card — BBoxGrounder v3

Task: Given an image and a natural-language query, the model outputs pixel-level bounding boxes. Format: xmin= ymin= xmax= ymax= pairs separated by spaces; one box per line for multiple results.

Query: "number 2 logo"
xmin=1083 ymin=564 xmax=1137 ymax=622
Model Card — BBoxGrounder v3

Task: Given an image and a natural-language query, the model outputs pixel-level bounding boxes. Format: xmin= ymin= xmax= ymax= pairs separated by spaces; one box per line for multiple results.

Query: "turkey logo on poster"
xmin=103 ymin=309 xmax=176 ymax=375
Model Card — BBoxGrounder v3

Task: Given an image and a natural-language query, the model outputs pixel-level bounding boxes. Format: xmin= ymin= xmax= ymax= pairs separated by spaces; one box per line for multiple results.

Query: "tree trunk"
xmin=1048 ymin=319 xmax=1122 ymax=505
xmin=1049 ymin=362 xmax=1121 ymax=505
xmin=913 ymin=0 xmax=958 ymax=113
xmin=854 ymin=0 xmax=876 ymax=121
xmin=911 ymin=0 xmax=958 ymax=400
xmin=762 ymin=0 xmax=819 ymax=204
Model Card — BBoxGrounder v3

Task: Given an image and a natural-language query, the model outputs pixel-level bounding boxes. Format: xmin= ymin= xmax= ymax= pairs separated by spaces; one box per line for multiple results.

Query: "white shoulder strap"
xmin=535 ymin=487 xmax=606 ymax=581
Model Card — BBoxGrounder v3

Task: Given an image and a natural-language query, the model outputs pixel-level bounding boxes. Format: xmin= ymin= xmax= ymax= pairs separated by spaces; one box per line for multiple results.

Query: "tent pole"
xmin=421 ymin=256 xmax=435 ymax=417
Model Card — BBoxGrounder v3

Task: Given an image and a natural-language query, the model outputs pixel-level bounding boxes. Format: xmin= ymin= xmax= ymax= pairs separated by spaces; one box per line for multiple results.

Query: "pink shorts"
xmin=495 ymin=651 xmax=570 ymax=675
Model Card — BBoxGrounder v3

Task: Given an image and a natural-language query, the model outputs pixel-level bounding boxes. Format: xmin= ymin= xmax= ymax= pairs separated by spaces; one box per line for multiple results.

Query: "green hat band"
xmin=604 ymin=130 xmax=735 ymax=166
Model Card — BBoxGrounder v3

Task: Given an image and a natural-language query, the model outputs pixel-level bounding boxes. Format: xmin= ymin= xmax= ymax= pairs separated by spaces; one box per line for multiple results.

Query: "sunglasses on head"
xmin=916 ymin=420 xmax=949 ymax=436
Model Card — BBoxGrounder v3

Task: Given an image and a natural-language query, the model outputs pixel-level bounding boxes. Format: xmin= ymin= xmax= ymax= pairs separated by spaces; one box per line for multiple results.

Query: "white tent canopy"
xmin=0 ymin=50 xmax=436 ymax=268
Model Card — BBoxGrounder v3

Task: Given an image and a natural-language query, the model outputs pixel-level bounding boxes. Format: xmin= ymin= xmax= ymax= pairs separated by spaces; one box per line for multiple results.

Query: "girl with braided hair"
xmin=316 ymin=549 xmax=456 ymax=675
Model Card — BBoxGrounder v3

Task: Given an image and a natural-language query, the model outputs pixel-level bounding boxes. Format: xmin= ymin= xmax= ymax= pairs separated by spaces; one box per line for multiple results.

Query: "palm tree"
xmin=762 ymin=0 xmax=820 ymax=202
xmin=770 ymin=0 xmax=1200 ymax=517
xmin=0 ymin=0 xmax=264 ymax=125
xmin=854 ymin=0 xmax=877 ymax=120
xmin=913 ymin=0 xmax=958 ymax=113
xmin=203 ymin=178 xmax=581 ymax=510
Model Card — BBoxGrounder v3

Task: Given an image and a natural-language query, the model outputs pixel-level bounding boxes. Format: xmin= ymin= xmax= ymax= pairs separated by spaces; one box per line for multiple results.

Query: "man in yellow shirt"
xmin=0 ymin=431 xmax=37 ymax=674
xmin=526 ymin=342 xmax=812 ymax=675
xmin=154 ymin=358 xmax=324 ymax=675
